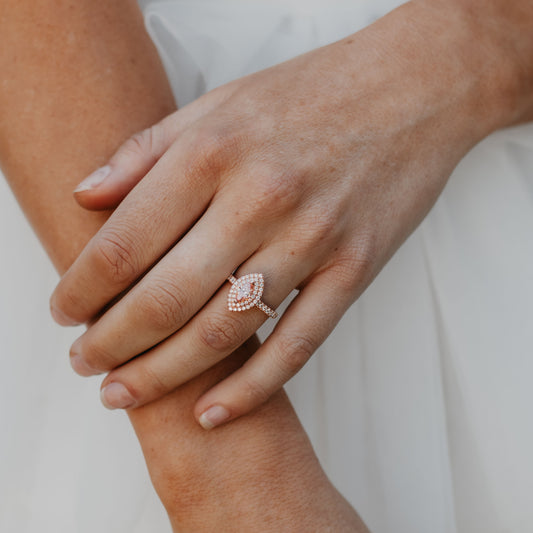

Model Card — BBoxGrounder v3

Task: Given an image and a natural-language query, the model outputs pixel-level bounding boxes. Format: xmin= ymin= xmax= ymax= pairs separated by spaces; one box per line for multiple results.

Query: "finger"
xmin=73 ymin=119 xmax=176 ymax=211
xmin=96 ymin=240 xmax=320 ymax=410
xmin=73 ymin=88 xmax=231 ymax=211
xmin=68 ymin=191 xmax=264 ymax=376
xmin=50 ymin=122 xmax=233 ymax=326
xmin=193 ymin=268 xmax=354 ymax=429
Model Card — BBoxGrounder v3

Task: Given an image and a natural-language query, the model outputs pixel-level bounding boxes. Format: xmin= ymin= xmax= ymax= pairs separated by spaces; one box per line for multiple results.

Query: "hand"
xmin=50 ymin=0 xmax=516 ymax=428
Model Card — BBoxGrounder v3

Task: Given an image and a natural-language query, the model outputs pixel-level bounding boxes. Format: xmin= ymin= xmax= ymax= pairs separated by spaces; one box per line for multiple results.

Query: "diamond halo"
xmin=227 ymin=273 xmax=278 ymax=319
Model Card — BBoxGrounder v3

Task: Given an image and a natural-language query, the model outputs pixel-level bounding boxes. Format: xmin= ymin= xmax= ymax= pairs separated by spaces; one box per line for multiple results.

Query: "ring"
xmin=227 ymin=273 xmax=278 ymax=319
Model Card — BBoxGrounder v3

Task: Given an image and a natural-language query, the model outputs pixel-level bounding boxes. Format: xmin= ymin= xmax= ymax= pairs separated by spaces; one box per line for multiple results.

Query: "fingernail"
xmin=100 ymin=382 xmax=136 ymax=410
xmin=198 ymin=405 xmax=231 ymax=430
xmin=74 ymin=165 xmax=112 ymax=193
xmin=50 ymin=305 xmax=80 ymax=327
xmin=70 ymin=353 xmax=101 ymax=376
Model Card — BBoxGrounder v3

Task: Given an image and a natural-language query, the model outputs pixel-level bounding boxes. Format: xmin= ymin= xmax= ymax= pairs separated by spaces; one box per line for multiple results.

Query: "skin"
xmin=50 ymin=0 xmax=533 ymax=428
xmin=0 ymin=1 xmax=367 ymax=531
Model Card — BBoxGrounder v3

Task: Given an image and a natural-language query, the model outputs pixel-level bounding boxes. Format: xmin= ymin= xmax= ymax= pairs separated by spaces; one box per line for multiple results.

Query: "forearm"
xmin=0 ymin=0 xmax=170 ymax=266
xmin=0 ymin=2 xmax=363 ymax=530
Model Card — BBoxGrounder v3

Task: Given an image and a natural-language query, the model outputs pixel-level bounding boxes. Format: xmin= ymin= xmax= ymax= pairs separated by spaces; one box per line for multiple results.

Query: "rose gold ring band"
xmin=226 ymin=273 xmax=278 ymax=319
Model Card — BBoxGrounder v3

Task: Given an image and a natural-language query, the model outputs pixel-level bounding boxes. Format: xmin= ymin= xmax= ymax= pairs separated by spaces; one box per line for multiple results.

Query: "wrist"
xmin=155 ymin=392 xmax=365 ymax=532
xmin=129 ymin=338 xmax=365 ymax=532
xmin=143 ymin=385 xmax=364 ymax=531
xmin=416 ymin=0 xmax=533 ymax=130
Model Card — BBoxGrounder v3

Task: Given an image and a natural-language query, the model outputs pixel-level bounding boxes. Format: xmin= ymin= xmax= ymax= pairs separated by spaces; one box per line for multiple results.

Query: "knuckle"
xmin=52 ymin=285 xmax=86 ymax=323
xmin=241 ymin=374 xmax=270 ymax=405
xmin=185 ymin=126 xmax=240 ymax=178
xmin=250 ymin=169 xmax=301 ymax=217
xmin=93 ymin=230 xmax=140 ymax=286
xmin=273 ymin=334 xmax=314 ymax=377
xmin=311 ymin=211 xmax=340 ymax=244
xmin=140 ymin=280 xmax=187 ymax=332
xmin=333 ymin=233 xmax=378 ymax=292
xmin=354 ymin=250 xmax=376 ymax=285
xmin=79 ymin=340 xmax=114 ymax=372
xmin=137 ymin=364 xmax=171 ymax=399
xmin=352 ymin=232 xmax=378 ymax=282
xmin=122 ymin=126 xmax=157 ymax=157
xmin=197 ymin=312 xmax=242 ymax=353
xmin=292 ymin=210 xmax=340 ymax=255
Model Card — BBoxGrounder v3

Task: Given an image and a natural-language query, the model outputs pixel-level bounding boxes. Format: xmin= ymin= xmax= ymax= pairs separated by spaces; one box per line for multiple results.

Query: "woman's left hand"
xmin=50 ymin=0 xmax=517 ymax=429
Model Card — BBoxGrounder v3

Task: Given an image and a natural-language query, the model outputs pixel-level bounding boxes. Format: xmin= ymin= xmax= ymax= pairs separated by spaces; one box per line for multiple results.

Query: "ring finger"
xmin=68 ymin=192 xmax=266 ymax=376
xmin=97 ymin=238 xmax=323 ymax=409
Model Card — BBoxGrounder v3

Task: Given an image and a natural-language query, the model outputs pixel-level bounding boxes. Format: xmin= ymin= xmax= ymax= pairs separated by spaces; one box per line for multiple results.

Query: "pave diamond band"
xmin=227 ymin=273 xmax=278 ymax=319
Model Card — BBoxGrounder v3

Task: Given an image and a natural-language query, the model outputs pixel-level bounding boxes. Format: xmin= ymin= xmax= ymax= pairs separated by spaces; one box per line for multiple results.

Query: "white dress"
xmin=1 ymin=1 xmax=533 ymax=532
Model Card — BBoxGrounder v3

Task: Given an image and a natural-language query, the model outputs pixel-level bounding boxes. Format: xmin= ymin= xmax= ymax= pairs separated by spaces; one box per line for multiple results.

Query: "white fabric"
xmin=1 ymin=0 xmax=532 ymax=531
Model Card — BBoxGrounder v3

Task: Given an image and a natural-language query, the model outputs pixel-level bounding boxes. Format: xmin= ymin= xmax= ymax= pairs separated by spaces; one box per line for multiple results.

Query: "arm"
xmin=0 ymin=1 xmax=366 ymax=531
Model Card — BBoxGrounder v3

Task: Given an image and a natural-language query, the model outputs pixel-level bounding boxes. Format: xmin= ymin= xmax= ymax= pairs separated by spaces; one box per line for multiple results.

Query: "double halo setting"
xmin=227 ymin=273 xmax=278 ymax=319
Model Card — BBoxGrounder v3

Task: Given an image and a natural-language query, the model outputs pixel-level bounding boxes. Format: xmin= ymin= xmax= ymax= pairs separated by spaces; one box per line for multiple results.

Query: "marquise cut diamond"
xmin=228 ymin=273 xmax=264 ymax=312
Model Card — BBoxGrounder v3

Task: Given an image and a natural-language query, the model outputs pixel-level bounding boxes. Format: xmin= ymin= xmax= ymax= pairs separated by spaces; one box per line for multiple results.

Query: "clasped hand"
xmin=49 ymin=1 xmax=494 ymax=429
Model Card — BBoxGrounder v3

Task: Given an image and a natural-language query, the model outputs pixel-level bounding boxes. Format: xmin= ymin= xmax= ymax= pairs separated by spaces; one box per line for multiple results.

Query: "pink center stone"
xmin=236 ymin=281 xmax=254 ymax=302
